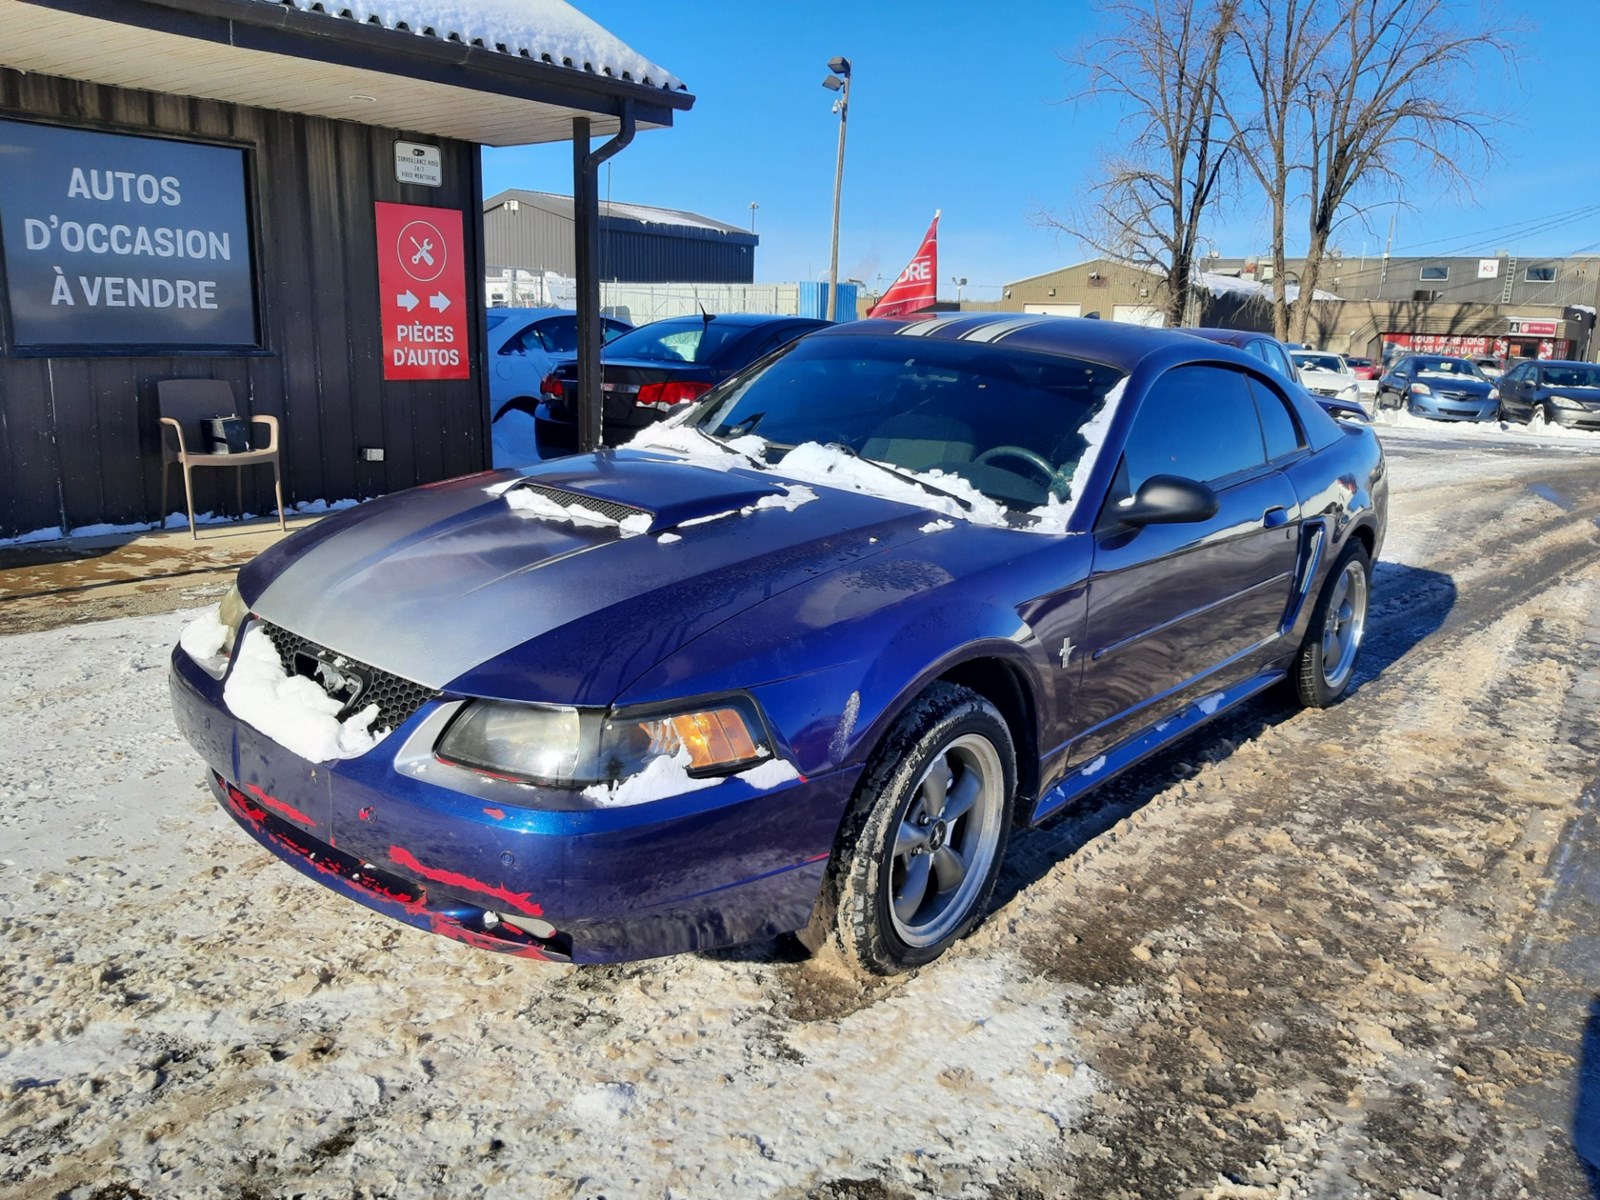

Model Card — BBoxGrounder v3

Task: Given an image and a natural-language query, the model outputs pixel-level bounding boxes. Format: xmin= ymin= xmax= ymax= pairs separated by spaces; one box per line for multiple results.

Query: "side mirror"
xmin=1116 ymin=474 xmax=1220 ymax=526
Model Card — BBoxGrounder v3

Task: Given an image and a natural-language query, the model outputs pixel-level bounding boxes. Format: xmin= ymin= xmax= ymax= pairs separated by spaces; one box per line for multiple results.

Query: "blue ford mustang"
xmin=171 ymin=314 xmax=1387 ymax=973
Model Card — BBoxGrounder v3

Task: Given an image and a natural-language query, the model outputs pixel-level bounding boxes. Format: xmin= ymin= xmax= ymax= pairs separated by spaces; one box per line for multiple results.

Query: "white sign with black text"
xmin=394 ymin=141 xmax=442 ymax=188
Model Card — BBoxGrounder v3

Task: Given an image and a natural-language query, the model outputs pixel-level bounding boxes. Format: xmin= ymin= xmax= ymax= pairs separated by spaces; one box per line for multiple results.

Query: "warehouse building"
xmin=995 ymin=254 xmax=1600 ymax=362
xmin=0 ymin=0 xmax=689 ymax=542
xmin=485 ymin=189 xmax=757 ymax=287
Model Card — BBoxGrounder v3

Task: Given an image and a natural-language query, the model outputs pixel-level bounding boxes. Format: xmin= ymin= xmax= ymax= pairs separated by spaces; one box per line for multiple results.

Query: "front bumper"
xmin=1547 ymin=406 xmax=1600 ymax=431
xmin=171 ymin=647 xmax=858 ymax=963
xmin=1407 ymin=395 xmax=1496 ymax=421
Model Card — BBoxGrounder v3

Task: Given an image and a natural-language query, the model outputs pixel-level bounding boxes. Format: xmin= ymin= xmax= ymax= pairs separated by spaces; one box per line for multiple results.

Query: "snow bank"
xmin=222 ymin=627 xmax=387 ymax=764
xmin=1372 ymin=407 xmax=1600 ymax=445
xmin=582 ymin=749 xmax=801 ymax=808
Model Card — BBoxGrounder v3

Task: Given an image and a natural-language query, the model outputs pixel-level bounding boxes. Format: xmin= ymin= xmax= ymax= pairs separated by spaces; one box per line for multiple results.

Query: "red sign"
xmin=375 ymin=201 xmax=469 ymax=380
xmin=868 ymin=211 xmax=940 ymax=319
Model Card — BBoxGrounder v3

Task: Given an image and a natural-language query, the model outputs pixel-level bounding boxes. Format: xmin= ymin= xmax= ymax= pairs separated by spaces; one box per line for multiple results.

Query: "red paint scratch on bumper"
xmin=387 ymin=844 xmax=544 ymax=917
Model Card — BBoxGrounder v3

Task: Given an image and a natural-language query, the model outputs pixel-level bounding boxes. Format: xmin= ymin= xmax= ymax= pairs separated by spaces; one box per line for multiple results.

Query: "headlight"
xmin=436 ymin=696 xmax=769 ymax=788
xmin=1339 ymin=383 xmax=1359 ymax=400
xmin=1410 ymin=383 xmax=1432 ymax=395
xmin=1549 ymin=395 xmax=1585 ymax=410
xmin=219 ymin=583 xmax=249 ymax=655
xmin=1488 ymin=387 xmax=1499 ymax=401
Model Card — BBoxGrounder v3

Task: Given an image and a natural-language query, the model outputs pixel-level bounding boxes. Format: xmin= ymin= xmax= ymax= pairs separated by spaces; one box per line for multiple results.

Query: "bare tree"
xmin=1219 ymin=0 xmax=1336 ymax=340
xmin=1231 ymin=0 xmax=1510 ymax=343
xmin=1048 ymin=0 xmax=1237 ymax=328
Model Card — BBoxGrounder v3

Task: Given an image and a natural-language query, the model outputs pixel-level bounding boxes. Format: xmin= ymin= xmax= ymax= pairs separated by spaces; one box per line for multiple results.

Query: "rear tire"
xmin=809 ymin=683 xmax=1016 ymax=975
xmin=1293 ymin=542 xmax=1371 ymax=708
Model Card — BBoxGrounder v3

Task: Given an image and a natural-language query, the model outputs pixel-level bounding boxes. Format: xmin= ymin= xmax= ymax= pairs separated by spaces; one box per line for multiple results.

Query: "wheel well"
xmin=1347 ymin=523 xmax=1375 ymax=561
xmin=937 ymin=658 xmax=1039 ymax=809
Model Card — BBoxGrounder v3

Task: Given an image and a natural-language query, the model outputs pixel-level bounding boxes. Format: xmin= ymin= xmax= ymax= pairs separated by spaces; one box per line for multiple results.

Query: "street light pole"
xmin=749 ymin=201 xmax=758 ymax=234
xmin=823 ymin=57 xmax=851 ymax=323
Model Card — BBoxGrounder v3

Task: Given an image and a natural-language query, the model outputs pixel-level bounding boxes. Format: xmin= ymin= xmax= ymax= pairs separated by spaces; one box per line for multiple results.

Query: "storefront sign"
xmin=1382 ymin=331 xmax=1496 ymax=357
xmin=0 ymin=118 xmax=257 ymax=348
xmin=394 ymin=141 xmax=442 ymax=188
xmin=374 ymin=201 xmax=469 ymax=380
xmin=1508 ymin=318 xmax=1559 ymax=337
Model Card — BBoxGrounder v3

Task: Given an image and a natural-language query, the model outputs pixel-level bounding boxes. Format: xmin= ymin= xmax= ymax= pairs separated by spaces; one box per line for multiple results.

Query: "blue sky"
xmin=482 ymin=2 xmax=1600 ymax=304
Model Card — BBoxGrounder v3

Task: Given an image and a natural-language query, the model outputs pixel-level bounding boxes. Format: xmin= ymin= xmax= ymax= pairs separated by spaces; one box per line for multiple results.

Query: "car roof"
xmin=812 ymin=313 xmax=1212 ymax=374
xmin=638 ymin=313 xmax=828 ymax=330
xmin=1179 ymin=327 xmax=1278 ymax=349
xmin=1529 ymin=359 xmax=1594 ymax=369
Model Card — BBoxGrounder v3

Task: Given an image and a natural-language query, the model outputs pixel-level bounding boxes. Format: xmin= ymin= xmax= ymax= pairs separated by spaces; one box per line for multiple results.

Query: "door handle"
xmin=1262 ymin=506 xmax=1289 ymax=529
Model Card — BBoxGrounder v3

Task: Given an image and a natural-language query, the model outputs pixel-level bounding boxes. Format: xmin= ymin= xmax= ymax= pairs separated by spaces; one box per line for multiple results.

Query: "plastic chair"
xmin=157 ymin=379 xmax=285 ymax=539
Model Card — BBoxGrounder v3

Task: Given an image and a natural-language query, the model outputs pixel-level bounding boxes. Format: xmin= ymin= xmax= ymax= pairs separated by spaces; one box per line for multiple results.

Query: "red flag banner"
xmin=867 ymin=211 xmax=939 ymax=319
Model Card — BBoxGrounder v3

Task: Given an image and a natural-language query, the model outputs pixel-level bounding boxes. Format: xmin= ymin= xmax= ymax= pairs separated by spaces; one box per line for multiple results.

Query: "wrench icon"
xmin=410 ymin=237 xmax=435 ymax=267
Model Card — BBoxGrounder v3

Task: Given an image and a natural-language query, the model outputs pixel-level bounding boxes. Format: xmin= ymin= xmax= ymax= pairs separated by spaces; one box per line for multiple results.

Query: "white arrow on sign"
xmin=429 ymin=292 xmax=451 ymax=312
xmin=397 ymin=290 xmax=419 ymax=312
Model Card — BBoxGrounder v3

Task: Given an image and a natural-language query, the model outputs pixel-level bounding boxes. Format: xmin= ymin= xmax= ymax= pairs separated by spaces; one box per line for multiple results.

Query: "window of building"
xmin=1524 ymin=265 xmax=1558 ymax=282
xmin=1419 ymin=265 xmax=1449 ymax=281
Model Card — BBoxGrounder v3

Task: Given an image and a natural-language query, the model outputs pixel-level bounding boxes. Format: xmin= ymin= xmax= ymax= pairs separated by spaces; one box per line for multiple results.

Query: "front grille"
xmin=505 ymin=481 xmax=651 ymax=525
xmin=258 ymin=622 xmax=438 ymax=732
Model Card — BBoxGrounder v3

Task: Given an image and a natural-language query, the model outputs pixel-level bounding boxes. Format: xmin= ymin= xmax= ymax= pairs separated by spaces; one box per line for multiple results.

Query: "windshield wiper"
xmin=691 ymin=424 xmax=766 ymax=468
xmin=823 ymin=442 xmax=974 ymax=511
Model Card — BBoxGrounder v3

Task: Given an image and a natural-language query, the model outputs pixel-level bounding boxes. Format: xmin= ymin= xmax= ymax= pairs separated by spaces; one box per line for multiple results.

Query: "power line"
xmin=1391 ymin=203 xmax=1600 ymax=258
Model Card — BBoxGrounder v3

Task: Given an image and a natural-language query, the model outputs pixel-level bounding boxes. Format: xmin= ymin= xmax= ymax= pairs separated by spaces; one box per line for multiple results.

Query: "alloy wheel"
xmin=887 ymin=733 xmax=1005 ymax=948
xmin=1320 ymin=559 xmax=1369 ymax=691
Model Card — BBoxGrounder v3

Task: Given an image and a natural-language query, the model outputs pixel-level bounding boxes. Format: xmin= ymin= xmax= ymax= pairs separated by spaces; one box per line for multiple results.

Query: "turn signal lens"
xmin=641 ymin=707 xmax=761 ymax=771
xmin=219 ymin=583 xmax=250 ymax=655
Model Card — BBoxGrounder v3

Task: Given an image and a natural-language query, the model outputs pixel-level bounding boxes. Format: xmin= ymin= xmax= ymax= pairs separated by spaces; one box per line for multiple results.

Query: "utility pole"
xmin=823 ymin=57 xmax=852 ymax=322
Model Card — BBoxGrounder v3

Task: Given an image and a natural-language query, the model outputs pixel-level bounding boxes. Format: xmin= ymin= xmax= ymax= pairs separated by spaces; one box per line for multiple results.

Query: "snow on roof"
xmin=252 ymin=0 xmax=685 ymax=90
xmin=487 ymin=190 xmax=749 ymax=235
xmin=1196 ymin=271 xmax=1341 ymax=303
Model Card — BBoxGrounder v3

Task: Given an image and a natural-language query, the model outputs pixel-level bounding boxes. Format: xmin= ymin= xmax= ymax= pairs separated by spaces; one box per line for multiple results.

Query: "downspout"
xmin=572 ymin=101 xmax=635 ymax=453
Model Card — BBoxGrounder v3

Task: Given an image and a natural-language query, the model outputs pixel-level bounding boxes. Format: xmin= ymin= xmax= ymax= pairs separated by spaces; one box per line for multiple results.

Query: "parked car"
xmin=486 ymin=309 xmax=632 ymax=467
xmin=536 ymin=313 xmax=830 ymax=452
xmin=1471 ymin=356 xmax=1504 ymax=381
xmin=1182 ymin=328 xmax=1367 ymax=422
xmin=1376 ymin=355 xmax=1496 ymax=421
xmin=1344 ymin=356 xmax=1380 ymax=398
xmin=170 ymin=314 xmax=1386 ymax=972
xmin=1290 ymin=350 xmax=1363 ymax=408
xmin=1493 ymin=359 xmax=1600 ymax=430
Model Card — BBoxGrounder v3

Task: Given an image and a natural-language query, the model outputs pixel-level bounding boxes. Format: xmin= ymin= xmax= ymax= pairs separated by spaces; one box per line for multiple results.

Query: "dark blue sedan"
xmin=534 ymin=312 xmax=829 ymax=452
xmin=171 ymin=314 xmax=1387 ymax=973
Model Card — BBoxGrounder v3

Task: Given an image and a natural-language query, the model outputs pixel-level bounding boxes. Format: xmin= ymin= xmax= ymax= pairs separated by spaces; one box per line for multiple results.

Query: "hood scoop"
xmin=505 ymin=480 xmax=653 ymax=527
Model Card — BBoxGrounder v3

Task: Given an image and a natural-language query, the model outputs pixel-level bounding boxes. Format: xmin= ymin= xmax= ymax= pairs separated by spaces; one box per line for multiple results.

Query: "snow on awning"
xmin=1 ymin=0 xmax=691 ymax=146
xmin=252 ymin=0 xmax=685 ymax=91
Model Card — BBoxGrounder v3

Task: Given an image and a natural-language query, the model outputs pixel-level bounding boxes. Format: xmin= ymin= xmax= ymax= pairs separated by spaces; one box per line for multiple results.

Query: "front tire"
xmin=817 ymin=683 xmax=1016 ymax=975
xmin=1293 ymin=542 xmax=1371 ymax=708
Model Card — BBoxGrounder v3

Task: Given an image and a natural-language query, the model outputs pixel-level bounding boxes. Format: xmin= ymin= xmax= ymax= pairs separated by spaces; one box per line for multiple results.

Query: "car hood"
xmin=241 ymin=450 xmax=939 ymax=702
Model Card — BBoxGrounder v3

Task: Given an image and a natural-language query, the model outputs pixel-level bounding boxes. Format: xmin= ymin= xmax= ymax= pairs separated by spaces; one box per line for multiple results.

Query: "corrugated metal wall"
xmin=0 ymin=67 xmax=489 ymax=541
xmin=486 ymin=205 xmax=757 ymax=284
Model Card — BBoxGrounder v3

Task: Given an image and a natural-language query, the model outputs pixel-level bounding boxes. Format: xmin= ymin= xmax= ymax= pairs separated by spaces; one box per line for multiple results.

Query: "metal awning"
xmin=1 ymin=0 xmax=692 ymax=145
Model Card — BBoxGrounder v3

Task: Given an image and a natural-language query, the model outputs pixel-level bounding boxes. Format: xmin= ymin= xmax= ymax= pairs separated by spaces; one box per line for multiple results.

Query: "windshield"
xmin=601 ymin=318 xmax=749 ymax=364
xmin=1293 ymin=353 xmax=1346 ymax=374
xmin=685 ymin=335 xmax=1126 ymax=511
xmin=1539 ymin=363 xmax=1600 ymax=389
xmin=1411 ymin=357 xmax=1486 ymax=380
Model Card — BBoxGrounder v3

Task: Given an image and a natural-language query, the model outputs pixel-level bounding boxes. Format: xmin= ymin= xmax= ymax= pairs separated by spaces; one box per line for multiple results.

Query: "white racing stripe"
xmin=959 ymin=315 xmax=1052 ymax=343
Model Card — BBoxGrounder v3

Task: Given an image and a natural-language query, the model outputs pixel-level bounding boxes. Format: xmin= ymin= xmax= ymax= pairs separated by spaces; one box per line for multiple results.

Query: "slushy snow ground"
xmin=0 ymin=610 xmax=1098 ymax=1197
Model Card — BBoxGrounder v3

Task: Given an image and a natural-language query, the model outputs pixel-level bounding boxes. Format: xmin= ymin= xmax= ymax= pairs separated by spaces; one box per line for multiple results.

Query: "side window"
xmin=1243 ymin=340 xmax=1270 ymax=363
xmin=1247 ymin=376 xmax=1304 ymax=460
xmin=749 ymin=323 xmax=809 ymax=358
xmin=1119 ymin=365 xmax=1267 ymax=494
xmin=497 ymin=324 xmax=542 ymax=356
xmin=602 ymin=319 xmax=631 ymax=343
xmin=1262 ymin=342 xmax=1296 ymax=380
xmin=537 ymin=316 xmax=579 ymax=354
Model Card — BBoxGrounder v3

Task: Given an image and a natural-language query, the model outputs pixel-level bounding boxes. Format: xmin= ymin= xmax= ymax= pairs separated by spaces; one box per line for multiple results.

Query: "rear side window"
xmin=1247 ymin=376 xmax=1304 ymax=460
xmin=1121 ymin=365 xmax=1266 ymax=491
xmin=1260 ymin=341 xmax=1297 ymax=380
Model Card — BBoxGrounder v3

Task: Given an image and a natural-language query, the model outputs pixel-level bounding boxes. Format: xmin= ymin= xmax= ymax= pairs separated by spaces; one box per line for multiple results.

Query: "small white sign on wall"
xmin=1477 ymin=258 xmax=1501 ymax=279
xmin=394 ymin=141 xmax=442 ymax=188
